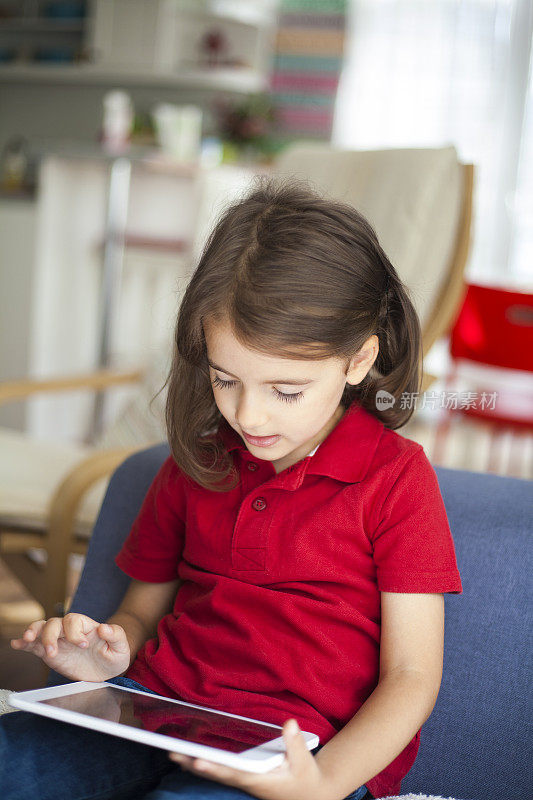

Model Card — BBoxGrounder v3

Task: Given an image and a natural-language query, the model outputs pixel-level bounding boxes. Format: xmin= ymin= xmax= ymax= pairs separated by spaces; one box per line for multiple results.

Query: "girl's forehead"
xmin=203 ymin=316 xmax=328 ymax=366
xmin=202 ymin=315 xmax=360 ymax=379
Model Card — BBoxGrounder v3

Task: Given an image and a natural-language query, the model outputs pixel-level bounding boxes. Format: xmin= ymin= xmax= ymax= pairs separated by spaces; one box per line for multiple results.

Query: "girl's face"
xmin=203 ymin=317 xmax=378 ymax=474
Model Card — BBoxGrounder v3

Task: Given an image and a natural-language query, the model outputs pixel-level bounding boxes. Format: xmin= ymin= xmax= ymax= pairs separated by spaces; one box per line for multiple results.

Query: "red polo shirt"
xmin=115 ymin=399 xmax=462 ymax=798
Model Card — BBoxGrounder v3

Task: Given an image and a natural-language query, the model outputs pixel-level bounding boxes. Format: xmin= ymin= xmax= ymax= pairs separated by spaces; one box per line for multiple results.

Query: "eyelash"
xmin=211 ymin=375 xmax=304 ymax=404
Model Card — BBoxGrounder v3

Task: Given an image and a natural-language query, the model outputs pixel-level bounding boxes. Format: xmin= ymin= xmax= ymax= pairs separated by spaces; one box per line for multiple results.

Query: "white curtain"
xmin=332 ymin=0 xmax=533 ymax=286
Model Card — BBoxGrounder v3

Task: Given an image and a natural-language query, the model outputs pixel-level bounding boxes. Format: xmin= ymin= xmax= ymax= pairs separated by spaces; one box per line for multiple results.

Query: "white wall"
xmin=0 ymin=198 xmax=37 ymax=430
xmin=10 ymin=156 xmax=256 ymax=444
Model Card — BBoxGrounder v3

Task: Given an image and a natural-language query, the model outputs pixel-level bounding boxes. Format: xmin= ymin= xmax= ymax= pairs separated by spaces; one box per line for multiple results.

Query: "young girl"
xmin=5 ymin=178 xmax=462 ymax=800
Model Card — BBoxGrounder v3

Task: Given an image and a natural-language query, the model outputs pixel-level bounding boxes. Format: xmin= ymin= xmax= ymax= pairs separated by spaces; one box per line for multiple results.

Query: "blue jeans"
xmin=0 ymin=677 xmax=370 ymax=800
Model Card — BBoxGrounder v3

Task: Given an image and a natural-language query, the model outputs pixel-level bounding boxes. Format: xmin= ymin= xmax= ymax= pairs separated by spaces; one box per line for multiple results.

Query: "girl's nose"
xmin=235 ymin=391 xmax=269 ymax=432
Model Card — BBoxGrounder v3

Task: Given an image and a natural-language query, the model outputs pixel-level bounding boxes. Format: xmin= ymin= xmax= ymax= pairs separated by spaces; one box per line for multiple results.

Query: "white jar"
xmin=102 ymin=90 xmax=134 ymax=153
xmin=152 ymin=103 xmax=203 ymax=163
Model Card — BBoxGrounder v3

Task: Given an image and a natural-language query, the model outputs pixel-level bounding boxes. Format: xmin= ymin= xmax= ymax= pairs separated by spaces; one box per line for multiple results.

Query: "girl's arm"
xmin=313 ymin=591 xmax=444 ymax=800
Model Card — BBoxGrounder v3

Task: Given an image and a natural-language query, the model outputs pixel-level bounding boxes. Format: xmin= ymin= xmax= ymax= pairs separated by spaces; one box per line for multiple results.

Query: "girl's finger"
xmin=173 ymin=757 xmax=257 ymax=791
xmin=40 ymin=618 xmax=64 ymax=656
xmin=10 ymin=637 xmax=32 ymax=650
xmin=11 ymin=620 xmax=51 ymax=658
xmin=169 ymin=753 xmax=190 ymax=768
xmin=10 ymin=636 xmax=46 ymax=658
xmin=22 ymin=620 xmax=47 ymax=640
xmin=97 ymin=624 xmax=129 ymax=653
xmin=62 ymin=614 xmax=96 ymax=647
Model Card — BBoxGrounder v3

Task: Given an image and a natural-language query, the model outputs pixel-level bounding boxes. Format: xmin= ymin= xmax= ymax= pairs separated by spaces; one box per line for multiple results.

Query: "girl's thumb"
xmin=99 ymin=623 xmax=128 ymax=651
xmin=282 ymin=719 xmax=306 ymax=766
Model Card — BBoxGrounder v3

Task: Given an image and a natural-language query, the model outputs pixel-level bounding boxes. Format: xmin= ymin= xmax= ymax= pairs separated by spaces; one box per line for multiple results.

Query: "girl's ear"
xmin=345 ymin=335 xmax=379 ymax=386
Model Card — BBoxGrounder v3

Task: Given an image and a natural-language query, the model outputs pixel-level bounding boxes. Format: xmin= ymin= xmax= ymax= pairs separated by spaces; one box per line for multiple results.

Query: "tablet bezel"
xmin=8 ymin=682 xmax=320 ymax=773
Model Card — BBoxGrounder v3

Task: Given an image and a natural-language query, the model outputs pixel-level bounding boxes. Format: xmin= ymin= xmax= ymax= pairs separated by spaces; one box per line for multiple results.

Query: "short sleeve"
xmin=114 ymin=456 xmax=187 ymax=582
xmin=371 ymin=447 xmax=463 ymax=594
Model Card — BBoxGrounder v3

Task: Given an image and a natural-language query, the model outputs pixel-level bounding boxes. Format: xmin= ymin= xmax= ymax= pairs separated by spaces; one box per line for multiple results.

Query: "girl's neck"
xmin=271 ymin=403 xmax=346 ymax=474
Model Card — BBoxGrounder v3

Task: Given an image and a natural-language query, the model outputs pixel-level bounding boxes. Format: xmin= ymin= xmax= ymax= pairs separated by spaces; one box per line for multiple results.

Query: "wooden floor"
xmin=0 ymin=557 xmax=51 ymax=691
xmin=1 ymin=409 xmax=531 ymax=693
xmin=0 ymin=556 xmax=82 ymax=692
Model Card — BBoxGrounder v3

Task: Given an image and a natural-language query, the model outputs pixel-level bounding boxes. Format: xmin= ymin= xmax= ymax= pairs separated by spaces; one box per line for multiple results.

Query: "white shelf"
xmin=0 ymin=19 xmax=84 ymax=32
xmin=185 ymin=6 xmax=274 ymax=28
xmin=178 ymin=0 xmax=277 ymax=24
xmin=0 ymin=63 xmax=268 ymax=92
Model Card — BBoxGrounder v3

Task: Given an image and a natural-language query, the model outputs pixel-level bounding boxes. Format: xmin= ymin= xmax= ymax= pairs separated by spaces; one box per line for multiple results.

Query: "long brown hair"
xmin=163 ymin=177 xmax=422 ymax=492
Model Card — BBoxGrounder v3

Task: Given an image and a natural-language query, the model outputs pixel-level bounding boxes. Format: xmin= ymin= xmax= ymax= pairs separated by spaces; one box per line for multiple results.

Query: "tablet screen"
xmin=40 ymin=686 xmax=281 ymax=753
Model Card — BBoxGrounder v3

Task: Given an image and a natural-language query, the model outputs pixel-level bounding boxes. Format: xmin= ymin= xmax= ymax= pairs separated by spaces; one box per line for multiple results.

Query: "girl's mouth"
xmin=242 ymin=432 xmax=282 ymax=447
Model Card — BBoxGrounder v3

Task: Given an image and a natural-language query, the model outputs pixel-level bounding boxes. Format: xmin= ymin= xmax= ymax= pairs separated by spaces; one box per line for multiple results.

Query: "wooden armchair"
xmin=0 ymin=368 xmax=148 ymax=619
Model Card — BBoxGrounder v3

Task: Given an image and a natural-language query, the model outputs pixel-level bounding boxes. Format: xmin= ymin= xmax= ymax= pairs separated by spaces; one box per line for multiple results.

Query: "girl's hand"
xmin=169 ymin=719 xmax=336 ymax=800
xmin=10 ymin=613 xmax=131 ymax=682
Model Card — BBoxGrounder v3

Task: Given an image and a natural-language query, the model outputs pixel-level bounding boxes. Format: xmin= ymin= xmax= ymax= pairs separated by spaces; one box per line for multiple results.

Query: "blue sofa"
xmin=49 ymin=444 xmax=531 ymax=800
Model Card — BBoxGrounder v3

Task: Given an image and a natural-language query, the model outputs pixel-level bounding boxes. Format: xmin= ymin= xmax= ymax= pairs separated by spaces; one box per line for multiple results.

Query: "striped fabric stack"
xmin=270 ymin=0 xmax=347 ymax=141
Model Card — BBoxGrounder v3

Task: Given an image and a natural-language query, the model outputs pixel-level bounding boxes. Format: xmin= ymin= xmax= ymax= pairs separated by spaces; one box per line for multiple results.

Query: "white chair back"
xmin=273 ymin=143 xmax=465 ymax=330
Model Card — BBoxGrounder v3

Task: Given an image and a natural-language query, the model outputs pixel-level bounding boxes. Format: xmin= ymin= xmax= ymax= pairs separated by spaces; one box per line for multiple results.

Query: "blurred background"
xmin=0 ymin=0 xmax=532 ymax=688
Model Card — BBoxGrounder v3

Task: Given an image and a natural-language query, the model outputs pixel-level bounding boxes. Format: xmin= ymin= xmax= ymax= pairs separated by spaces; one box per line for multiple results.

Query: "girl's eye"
xmin=211 ymin=375 xmax=303 ymax=404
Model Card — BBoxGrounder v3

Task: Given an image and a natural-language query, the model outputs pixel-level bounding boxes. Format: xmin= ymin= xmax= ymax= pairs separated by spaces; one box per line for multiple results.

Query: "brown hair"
xmin=163 ymin=176 xmax=422 ymax=492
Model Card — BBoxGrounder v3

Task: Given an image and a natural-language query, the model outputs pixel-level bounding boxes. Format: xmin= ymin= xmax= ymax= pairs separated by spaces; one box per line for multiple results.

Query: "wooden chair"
xmin=0 ymin=368 xmax=147 ymax=619
xmin=0 ymin=146 xmax=475 ymax=620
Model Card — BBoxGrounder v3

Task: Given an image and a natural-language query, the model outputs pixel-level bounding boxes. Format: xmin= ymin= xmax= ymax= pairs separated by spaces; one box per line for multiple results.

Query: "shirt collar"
xmin=216 ymin=399 xmax=384 ymax=485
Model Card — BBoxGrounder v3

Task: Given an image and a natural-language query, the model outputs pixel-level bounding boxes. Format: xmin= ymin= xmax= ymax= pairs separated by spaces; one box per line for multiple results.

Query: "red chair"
xmin=432 ymin=283 xmax=533 ymax=474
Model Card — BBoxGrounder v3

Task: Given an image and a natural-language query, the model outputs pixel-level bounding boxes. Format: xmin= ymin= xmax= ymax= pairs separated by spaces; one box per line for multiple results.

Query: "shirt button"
xmin=247 ymin=462 xmax=258 ymax=471
xmin=252 ymin=497 xmax=267 ymax=511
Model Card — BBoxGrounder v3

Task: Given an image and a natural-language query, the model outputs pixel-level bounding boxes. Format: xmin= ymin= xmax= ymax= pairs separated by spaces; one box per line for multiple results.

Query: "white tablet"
xmin=8 ymin=681 xmax=320 ymax=773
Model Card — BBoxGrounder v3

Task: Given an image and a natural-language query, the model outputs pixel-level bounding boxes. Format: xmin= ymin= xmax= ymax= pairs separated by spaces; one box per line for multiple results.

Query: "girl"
xmin=6 ymin=178 xmax=462 ymax=800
